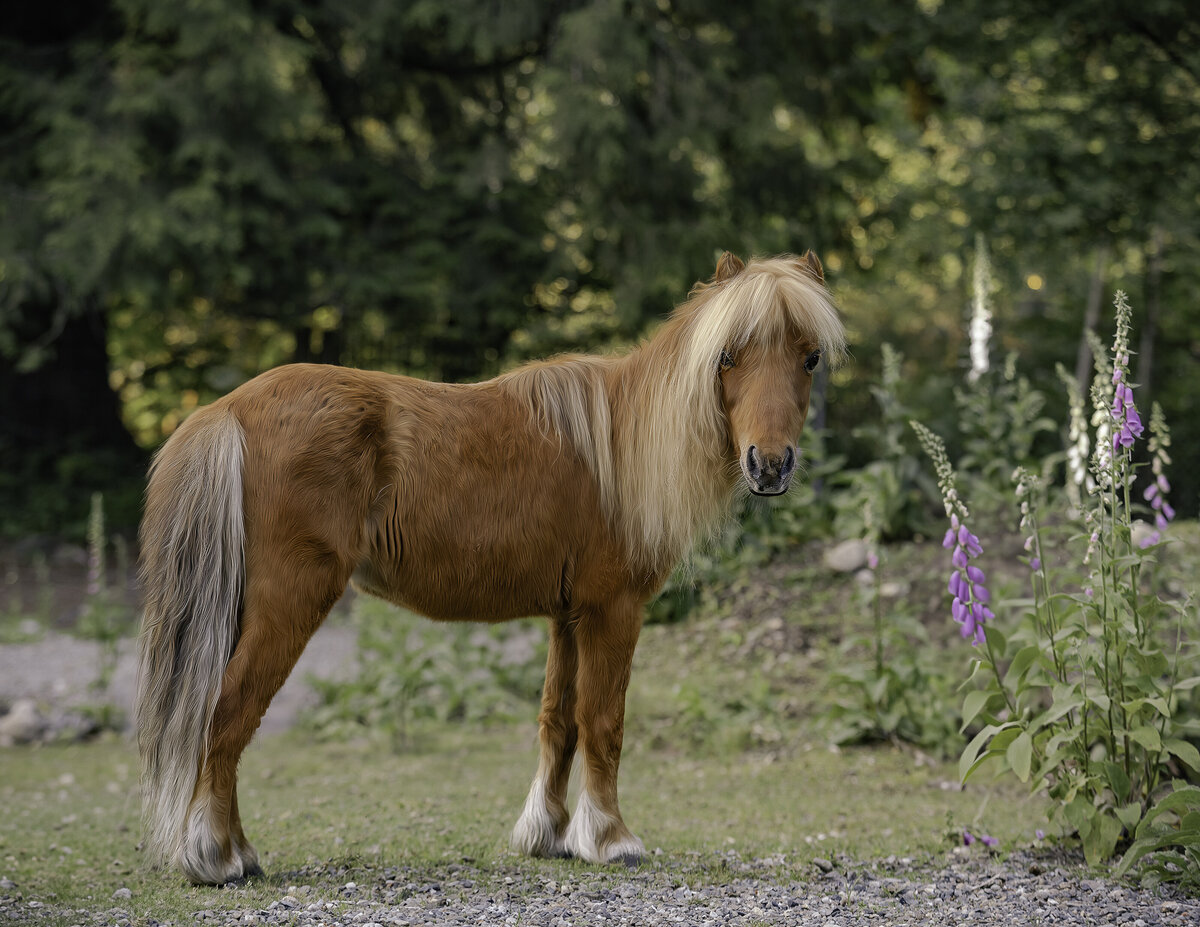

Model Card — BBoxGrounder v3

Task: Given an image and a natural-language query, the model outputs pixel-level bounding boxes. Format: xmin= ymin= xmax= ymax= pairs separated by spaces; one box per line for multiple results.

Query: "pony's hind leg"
xmin=178 ymin=554 xmax=348 ymax=885
xmin=562 ymin=598 xmax=645 ymax=865
xmin=513 ymin=616 xmax=578 ymax=857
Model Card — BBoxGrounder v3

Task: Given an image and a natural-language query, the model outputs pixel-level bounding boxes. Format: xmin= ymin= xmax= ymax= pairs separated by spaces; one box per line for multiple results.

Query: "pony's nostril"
xmin=780 ymin=446 xmax=796 ymax=478
xmin=745 ymin=445 xmax=762 ymax=480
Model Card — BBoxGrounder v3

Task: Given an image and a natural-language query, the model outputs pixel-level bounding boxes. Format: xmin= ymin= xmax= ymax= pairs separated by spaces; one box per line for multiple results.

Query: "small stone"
xmin=813 ymin=857 xmax=834 ymax=873
xmin=278 ymin=895 xmax=300 ymax=908
xmin=0 ymin=878 xmax=14 ymax=890
xmin=0 ymin=699 xmax=46 ymax=745
xmin=111 ymin=887 xmax=132 ymax=900
xmin=823 ymin=539 xmax=869 ymax=573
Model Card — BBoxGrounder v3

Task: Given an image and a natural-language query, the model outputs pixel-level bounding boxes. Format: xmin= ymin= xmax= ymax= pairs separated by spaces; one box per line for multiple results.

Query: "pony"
xmin=135 ymin=250 xmax=845 ymax=884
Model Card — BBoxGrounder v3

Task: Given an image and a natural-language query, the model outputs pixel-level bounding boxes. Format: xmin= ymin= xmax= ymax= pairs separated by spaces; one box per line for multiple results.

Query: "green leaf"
xmin=1103 ymin=761 xmax=1131 ymax=804
xmin=1004 ymin=644 xmax=1042 ymax=687
xmin=1164 ymin=739 xmax=1200 ymax=773
xmin=1064 ymin=796 xmax=1095 ymax=835
xmin=1082 ymin=811 xmax=1123 ymax=866
xmin=1127 ymin=726 xmax=1162 ymax=752
xmin=959 ymin=723 xmax=1000 ymax=782
xmin=1115 ymin=803 xmax=1143 ymax=831
xmin=1007 ymin=731 xmax=1033 ymax=782
xmin=960 ymin=690 xmax=994 ymax=732
xmin=1122 ymin=696 xmax=1170 ymax=719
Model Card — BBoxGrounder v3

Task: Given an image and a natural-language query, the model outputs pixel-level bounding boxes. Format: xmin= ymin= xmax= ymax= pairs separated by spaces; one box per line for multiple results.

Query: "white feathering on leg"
xmin=563 ymin=789 xmax=645 ymax=863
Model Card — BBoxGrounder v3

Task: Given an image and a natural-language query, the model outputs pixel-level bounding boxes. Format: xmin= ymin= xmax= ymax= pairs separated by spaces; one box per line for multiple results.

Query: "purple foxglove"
xmin=953 ymin=546 xmax=969 ymax=569
xmin=943 ymin=528 xmax=956 ymax=549
xmin=966 ymin=565 xmax=986 ymax=584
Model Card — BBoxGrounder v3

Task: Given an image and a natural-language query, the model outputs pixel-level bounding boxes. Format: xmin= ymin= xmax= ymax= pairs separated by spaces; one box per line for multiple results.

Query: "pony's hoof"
xmin=612 ymin=852 xmax=644 ymax=869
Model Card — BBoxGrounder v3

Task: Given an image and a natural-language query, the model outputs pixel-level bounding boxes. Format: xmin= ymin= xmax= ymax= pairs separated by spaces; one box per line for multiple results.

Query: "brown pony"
xmin=136 ymin=251 xmax=845 ymax=884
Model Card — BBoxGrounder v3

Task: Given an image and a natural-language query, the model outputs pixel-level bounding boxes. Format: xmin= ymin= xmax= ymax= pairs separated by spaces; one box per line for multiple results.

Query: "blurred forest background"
xmin=2 ymin=0 xmax=1197 ymax=539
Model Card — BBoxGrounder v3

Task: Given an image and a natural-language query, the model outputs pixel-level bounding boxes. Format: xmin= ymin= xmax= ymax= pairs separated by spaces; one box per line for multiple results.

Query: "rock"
xmin=111 ymin=887 xmax=132 ymax=900
xmin=1131 ymin=520 xmax=1156 ymax=550
xmin=813 ymin=857 xmax=834 ymax=873
xmin=823 ymin=539 xmax=869 ymax=573
xmin=0 ymin=877 xmax=15 ymax=890
xmin=0 ymin=699 xmax=46 ymax=745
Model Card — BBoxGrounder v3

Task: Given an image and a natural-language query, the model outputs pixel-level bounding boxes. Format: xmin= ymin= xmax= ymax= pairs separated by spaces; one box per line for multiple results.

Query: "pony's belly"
xmin=351 ymin=550 xmax=562 ymax=622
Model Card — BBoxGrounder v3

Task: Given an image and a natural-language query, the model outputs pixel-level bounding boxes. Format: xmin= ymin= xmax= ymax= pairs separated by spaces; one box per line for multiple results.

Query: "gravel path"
xmin=0 ymin=624 xmax=357 ymax=736
xmin=2 ymin=851 xmax=1196 ymax=926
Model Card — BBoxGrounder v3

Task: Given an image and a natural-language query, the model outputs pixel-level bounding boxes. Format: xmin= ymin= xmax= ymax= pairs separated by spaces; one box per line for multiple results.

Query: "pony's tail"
xmin=135 ymin=408 xmax=246 ymax=869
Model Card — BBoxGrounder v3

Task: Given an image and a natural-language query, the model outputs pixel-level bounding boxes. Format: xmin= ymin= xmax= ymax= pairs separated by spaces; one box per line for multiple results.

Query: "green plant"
xmin=918 ymin=293 xmax=1200 ymax=870
xmin=824 ymin=496 xmax=962 ymax=755
xmin=955 ymin=353 xmax=1058 ymax=504
xmin=304 ymin=597 xmax=547 ymax=748
xmin=1116 ymin=781 xmax=1200 ymax=890
xmin=833 ymin=344 xmax=933 ymax=541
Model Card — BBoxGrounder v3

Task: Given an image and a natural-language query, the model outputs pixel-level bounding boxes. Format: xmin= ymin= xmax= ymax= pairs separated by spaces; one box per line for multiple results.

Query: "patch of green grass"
xmin=0 ymin=721 xmax=1046 ymax=924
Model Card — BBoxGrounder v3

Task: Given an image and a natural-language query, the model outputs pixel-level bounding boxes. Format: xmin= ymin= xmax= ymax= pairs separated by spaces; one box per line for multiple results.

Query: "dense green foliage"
xmin=2 ymin=1 xmax=1198 ymax=534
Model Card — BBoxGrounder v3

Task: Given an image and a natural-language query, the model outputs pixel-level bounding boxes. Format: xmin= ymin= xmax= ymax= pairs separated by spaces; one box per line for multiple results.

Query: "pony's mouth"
xmin=746 ymin=477 xmax=793 ymax=497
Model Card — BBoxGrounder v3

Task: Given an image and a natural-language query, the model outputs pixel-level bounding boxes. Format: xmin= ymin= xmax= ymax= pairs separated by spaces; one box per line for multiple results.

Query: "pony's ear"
xmin=713 ymin=251 xmax=745 ymax=283
xmin=797 ymin=250 xmax=825 ymax=283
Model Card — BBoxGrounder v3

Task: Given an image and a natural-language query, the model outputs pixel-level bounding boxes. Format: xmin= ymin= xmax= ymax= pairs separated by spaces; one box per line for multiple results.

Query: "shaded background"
xmin=2 ymin=0 xmax=1197 ymax=538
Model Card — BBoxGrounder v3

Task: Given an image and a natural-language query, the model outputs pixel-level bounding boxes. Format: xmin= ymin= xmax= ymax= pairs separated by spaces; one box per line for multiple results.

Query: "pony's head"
xmin=686 ymin=251 xmax=845 ymax=497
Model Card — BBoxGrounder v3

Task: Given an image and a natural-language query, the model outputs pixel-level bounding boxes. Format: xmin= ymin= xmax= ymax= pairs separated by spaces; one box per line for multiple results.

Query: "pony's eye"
xmin=804 ymin=349 xmax=822 ymax=373
xmin=718 ymin=350 xmax=736 ymax=372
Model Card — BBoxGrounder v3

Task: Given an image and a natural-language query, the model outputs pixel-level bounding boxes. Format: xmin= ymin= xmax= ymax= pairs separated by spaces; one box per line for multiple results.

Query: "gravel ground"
xmin=2 ymin=851 xmax=1196 ymax=927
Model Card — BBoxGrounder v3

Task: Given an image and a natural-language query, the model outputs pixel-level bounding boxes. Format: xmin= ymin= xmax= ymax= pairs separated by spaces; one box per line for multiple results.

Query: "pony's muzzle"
xmin=744 ymin=445 xmax=796 ymax=495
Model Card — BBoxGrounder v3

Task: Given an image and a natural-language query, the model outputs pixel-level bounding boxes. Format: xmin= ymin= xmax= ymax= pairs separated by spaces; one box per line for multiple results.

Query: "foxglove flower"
xmin=914 ymin=420 xmax=993 ymax=647
xmin=1140 ymin=403 xmax=1175 ymax=547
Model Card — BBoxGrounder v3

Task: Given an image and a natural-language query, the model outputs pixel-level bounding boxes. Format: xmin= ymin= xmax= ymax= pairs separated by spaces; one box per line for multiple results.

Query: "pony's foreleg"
xmin=179 ymin=559 xmax=347 ymax=885
xmin=562 ymin=599 xmax=645 ymax=864
xmin=513 ymin=616 xmax=578 ymax=857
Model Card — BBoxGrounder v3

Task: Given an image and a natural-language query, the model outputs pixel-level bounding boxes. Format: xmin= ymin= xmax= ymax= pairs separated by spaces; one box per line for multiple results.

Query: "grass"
xmin=0 ymin=715 xmax=1048 ymax=925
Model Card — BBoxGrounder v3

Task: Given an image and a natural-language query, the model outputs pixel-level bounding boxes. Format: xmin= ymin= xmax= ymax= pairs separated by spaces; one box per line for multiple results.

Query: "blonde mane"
xmin=499 ymin=254 xmax=845 ymax=570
